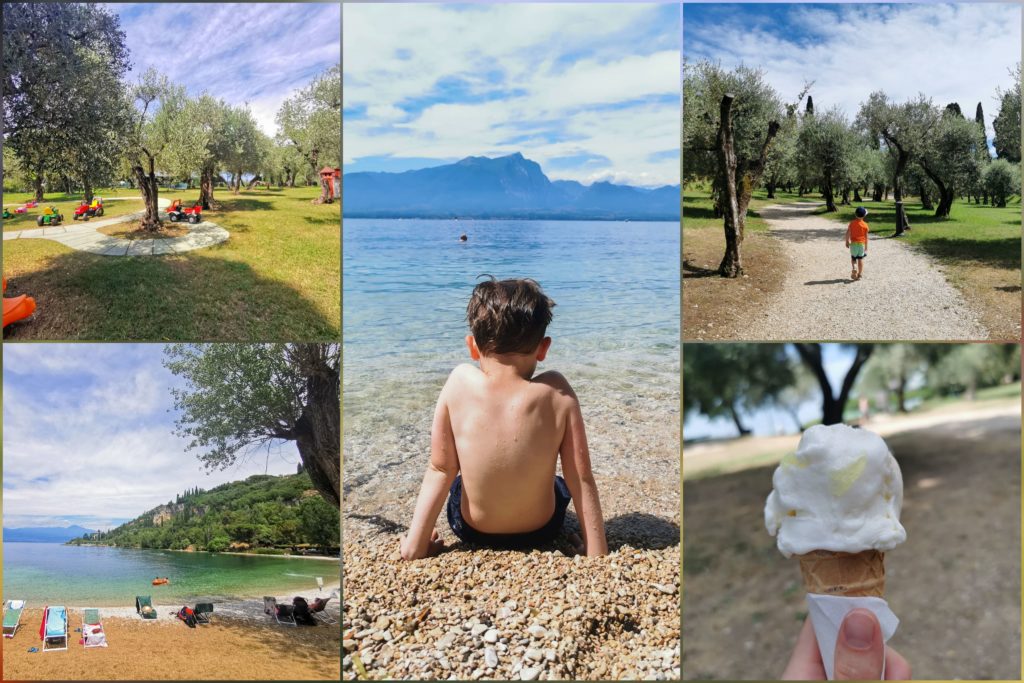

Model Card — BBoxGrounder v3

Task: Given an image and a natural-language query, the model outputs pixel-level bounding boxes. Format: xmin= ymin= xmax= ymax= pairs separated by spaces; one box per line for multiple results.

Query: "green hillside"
xmin=69 ymin=472 xmax=339 ymax=555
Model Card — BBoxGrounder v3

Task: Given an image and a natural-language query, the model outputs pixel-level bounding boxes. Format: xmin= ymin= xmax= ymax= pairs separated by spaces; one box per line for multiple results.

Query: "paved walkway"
xmin=2 ymin=197 xmax=229 ymax=256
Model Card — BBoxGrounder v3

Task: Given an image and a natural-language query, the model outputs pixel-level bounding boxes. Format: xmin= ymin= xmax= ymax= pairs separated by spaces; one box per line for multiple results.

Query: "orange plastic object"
xmin=3 ymin=294 xmax=36 ymax=328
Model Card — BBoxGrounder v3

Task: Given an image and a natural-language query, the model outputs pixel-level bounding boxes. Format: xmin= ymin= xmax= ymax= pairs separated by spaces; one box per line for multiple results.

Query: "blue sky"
xmin=3 ymin=345 xmax=301 ymax=531
xmin=107 ymin=3 xmax=340 ymax=135
xmin=684 ymin=3 xmax=1020 ymax=137
xmin=343 ymin=4 xmax=681 ymax=187
xmin=684 ymin=345 xmax=873 ymax=440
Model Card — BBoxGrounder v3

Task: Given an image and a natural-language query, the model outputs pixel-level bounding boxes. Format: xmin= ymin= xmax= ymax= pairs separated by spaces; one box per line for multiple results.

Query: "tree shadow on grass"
xmin=914 ymin=236 xmax=1022 ymax=270
xmin=304 ymin=214 xmax=341 ymax=227
xmin=215 ymin=197 xmax=277 ymax=212
xmin=1 ymin=247 xmax=339 ymax=341
xmin=683 ymin=204 xmax=717 ymax=221
xmin=683 ymin=260 xmax=719 ymax=279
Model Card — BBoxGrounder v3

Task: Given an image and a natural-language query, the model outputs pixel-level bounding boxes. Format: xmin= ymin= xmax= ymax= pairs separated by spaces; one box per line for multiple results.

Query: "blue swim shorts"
xmin=446 ymin=474 xmax=572 ymax=549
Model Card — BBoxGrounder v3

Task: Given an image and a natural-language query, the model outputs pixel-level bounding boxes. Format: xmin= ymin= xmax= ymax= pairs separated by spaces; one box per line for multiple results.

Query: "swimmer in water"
xmin=459 ymin=234 xmax=468 ymax=242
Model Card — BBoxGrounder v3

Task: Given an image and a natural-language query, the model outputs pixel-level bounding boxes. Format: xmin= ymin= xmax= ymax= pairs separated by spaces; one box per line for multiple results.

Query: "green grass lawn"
xmin=3 ymin=185 xmax=340 ymax=341
xmin=683 ymin=186 xmax=770 ymax=232
xmin=820 ymin=197 xmax=1022 ymax=270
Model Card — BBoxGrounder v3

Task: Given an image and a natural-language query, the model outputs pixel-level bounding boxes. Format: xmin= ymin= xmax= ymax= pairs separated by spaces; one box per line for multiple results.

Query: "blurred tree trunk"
xmin=795 ymin=343 xmax=875 ymax=425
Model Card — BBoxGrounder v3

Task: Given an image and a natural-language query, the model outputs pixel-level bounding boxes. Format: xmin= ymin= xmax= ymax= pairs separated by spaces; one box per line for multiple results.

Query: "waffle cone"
xmin=797 ymin=549 xmax=885 ymax=597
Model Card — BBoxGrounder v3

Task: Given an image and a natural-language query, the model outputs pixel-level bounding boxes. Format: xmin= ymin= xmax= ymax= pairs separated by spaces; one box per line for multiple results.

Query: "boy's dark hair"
xmin=466 ymin=277 xmax=555 ymax=354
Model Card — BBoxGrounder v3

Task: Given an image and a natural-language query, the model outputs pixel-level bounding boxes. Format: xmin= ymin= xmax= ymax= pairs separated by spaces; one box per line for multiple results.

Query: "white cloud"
xmin=111 ymin=3 xmax=340 ymax=136
xmin=685 ymin=3 xmax=1020 ymax=132
xmin=3 ymin=345 xmax=303 ymax=525
xmin=343 ymin=4 xmax=681 ymax=187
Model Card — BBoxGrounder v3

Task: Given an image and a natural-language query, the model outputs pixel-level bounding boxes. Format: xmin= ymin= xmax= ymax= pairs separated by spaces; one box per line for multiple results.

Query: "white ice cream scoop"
xmin=765 ymin=423 xmax=906 ymax=558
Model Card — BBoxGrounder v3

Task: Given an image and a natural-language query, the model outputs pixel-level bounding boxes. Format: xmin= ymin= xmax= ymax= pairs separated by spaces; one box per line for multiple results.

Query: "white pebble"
xmin=520 ymin=665 xmax=542 ymax=680
xmin=483 ymin=628 xmax=499 ymax=643
xmin=484 ymin=647 xmax=499 ymax=668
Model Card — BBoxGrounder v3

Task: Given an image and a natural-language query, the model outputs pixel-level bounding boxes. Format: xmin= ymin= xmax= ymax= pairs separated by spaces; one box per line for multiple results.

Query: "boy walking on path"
xmin=400 ymin=277 xmax=608 ymax=560
xmin=845 ymin=207 xmax=870 ymax=280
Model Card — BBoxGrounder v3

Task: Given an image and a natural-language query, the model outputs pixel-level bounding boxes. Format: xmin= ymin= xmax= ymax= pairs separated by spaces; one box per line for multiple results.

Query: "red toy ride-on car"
xmin=166 ymin=199 xmax=202 ymax=224
xmin=73 ymin=197 xmax=105 ymax=221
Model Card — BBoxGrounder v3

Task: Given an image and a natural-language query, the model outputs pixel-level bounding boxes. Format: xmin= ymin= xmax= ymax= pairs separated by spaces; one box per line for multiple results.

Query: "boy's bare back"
xmin=441 ymin=363 xmax=574 ymax=534
xmin=400 ymin=277 xmax=607 ymax=560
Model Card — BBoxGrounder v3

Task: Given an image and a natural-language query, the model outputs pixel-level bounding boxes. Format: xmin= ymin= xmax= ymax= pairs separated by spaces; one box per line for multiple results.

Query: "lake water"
xmin=342 ymin=219 xmax=680 ymax=510
xmin=3 ymin=543 xmax=337 ymax=606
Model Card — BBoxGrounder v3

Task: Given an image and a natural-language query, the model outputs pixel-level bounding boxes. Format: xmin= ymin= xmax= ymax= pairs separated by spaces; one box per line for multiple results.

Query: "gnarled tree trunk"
xmin=198 ymin=164 xmax=216 ymax=210
xmin=132 ymin=151 xmax=162 ymax=232
xmin=716 ymin=93 xmax=780 ymax=278
xmin=289 ymin=344 xmax=340 ymax=508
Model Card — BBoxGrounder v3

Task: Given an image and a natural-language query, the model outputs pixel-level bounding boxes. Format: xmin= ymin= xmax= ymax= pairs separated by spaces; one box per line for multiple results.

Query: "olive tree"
xmin=683 ymin=61 xmax=782 ymax=276
xmin=127 ymin=70 xmax=207 ymax=231
xmin=165 ymin=344 xmax=340 ymax=508
xmin=797 ymin=107 xmax=857 ymax=212
xmin=917 ymin=109 xmax=984 ymax=217
xmin=277 ymin=64 xmax=341 ymax=200
xmin=983 ymin=159 xmax=1020 ymax=207
xmin=993 ymin=63 xmax=1021 ymax=163
xmin=3 ymin=3 xmax=131 ymax=201
xmin=857 ymin=93 xmax=937 ymax=234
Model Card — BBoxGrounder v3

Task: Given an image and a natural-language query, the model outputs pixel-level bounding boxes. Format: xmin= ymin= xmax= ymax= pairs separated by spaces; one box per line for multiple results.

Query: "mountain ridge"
xmin=4 ymin=525 xmax=97 ymax=543
xmin=67 ymin=472 xmax=339 ymax=554
xmin=343 ymin=152 xmax=680 ymax=220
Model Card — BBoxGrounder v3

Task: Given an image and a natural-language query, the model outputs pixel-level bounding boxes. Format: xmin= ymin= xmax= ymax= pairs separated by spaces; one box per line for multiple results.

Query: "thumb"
xmin=833 ymin=609 xmax=885 ymax=680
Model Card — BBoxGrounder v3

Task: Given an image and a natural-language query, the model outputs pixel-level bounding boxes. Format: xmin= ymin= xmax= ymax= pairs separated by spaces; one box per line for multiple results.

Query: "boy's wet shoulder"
xmin=532 ymin=370 xmax=576 ymax=396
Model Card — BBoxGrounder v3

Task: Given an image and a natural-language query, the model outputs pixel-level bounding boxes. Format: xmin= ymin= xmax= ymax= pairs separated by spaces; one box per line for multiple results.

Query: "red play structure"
xmin=314 ymin=167 xmax=340 ymax=204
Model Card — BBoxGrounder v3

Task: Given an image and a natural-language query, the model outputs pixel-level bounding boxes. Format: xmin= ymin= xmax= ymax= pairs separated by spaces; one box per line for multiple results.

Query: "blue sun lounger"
xmin=42 ymin=605 xmax=68 ymax=652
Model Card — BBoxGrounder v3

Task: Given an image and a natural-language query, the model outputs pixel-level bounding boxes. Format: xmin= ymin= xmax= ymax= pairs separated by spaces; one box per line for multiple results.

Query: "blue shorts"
xmin=446 ymin=474 xmax=572 ymax=549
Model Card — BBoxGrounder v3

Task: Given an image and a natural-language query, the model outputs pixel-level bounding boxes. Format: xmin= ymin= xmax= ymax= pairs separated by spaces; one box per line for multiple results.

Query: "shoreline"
xmin=9 ymin=582 xmax=341 ymax=612
xmin=65 ymin=543 xmax=340 ymax=561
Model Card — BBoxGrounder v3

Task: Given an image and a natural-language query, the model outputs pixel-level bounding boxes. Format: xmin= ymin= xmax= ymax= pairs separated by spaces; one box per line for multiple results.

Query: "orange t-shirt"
xmin=848 ymin=218 xmax=869 ymax=244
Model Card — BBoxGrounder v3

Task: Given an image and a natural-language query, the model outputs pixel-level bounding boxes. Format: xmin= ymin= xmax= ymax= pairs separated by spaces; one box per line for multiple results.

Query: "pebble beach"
xmin=343 ymin=465 xmax=681 ymax=680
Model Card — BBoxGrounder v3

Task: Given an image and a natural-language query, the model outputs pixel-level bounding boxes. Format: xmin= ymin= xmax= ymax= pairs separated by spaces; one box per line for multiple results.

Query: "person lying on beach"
xmin=400 ymin=277 xmax=608 ymax=561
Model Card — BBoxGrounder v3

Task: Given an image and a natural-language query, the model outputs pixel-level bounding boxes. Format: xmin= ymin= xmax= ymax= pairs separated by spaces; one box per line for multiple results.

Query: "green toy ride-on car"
xmin=36 ymin=207 xmax=64 ymax=227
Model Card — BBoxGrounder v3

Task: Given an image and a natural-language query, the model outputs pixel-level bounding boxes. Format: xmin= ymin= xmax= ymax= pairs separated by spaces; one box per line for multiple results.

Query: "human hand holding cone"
xmin=765 ymin=424 xmax=906 ymax=679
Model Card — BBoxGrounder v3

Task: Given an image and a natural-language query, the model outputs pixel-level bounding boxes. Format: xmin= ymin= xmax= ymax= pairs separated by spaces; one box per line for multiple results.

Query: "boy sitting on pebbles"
xmin=400 ymin=277 xmax=608 ymax=560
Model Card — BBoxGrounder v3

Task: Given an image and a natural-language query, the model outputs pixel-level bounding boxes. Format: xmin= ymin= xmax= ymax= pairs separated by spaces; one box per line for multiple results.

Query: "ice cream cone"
xmin=798 ymin=549 xmax=885 ymax=597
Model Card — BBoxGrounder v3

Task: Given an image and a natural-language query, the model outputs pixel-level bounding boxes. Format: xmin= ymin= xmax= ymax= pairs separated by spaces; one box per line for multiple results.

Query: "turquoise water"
xmin=3 ymin=543 xmax=338 ymax=606
xmin=342 ymin=219 xmax=680 ymax=505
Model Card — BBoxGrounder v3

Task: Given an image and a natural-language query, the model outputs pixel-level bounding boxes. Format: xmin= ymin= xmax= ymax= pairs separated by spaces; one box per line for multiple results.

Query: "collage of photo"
xmin=2 ymin=1 xmax=1022 ymax=682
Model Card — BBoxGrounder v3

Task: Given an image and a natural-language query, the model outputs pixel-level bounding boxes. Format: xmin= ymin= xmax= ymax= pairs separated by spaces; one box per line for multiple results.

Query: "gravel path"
xmin=740 ymin=202 xmax=987 ymax=340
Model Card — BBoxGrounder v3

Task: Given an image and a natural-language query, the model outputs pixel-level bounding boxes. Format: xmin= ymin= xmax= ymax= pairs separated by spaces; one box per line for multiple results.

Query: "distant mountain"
xmin=343 ymin=152 xmax=680 ymax=220
xmin=4 ymin=525 xmax=96 ymax=543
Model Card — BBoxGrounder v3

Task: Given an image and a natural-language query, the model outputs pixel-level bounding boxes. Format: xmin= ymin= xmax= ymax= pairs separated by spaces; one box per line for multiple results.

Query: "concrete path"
xmin=2 ymin=197 xmax=229 ymax=256
xmin=737 ymin=202 xmax=987 ymax=340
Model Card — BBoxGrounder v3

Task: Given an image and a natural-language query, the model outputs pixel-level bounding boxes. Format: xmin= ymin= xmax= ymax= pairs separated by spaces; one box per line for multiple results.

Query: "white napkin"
xmin=806 ymin=594 xmax=899 ymax=680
